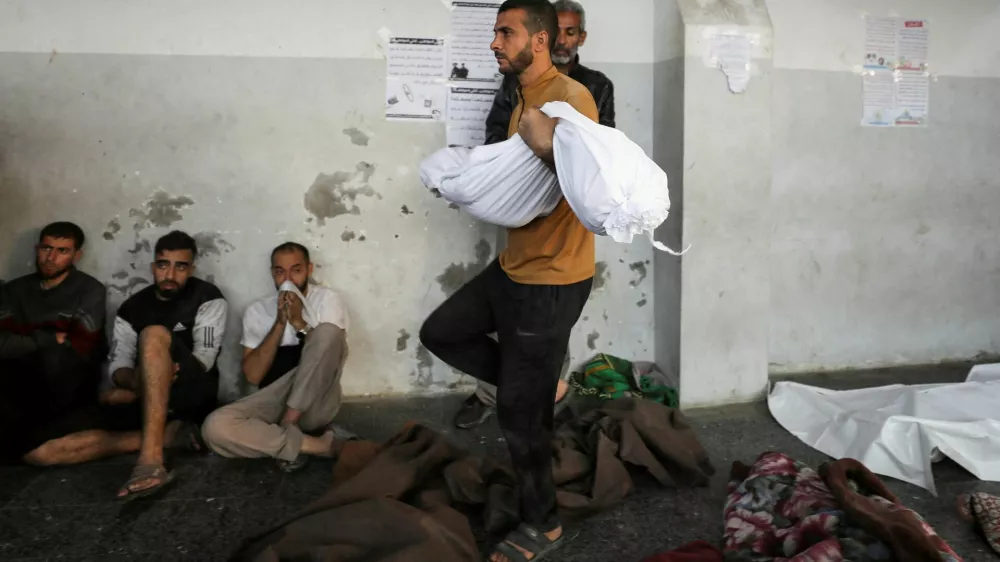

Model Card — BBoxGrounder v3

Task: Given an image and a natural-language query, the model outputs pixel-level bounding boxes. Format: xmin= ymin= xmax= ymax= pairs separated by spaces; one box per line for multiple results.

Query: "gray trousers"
xmin=201 ymin=323 xmax=347 ymax=461
xmin=474 ymin=350 xmax=571 ymax=407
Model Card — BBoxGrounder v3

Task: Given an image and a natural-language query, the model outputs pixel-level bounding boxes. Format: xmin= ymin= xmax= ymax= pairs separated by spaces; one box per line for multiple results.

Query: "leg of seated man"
xmin=118 ymin=325 xmax=179 ymax=498
xmin=202 ymin=323 xmax=348 ymax=461
xmin=23 ymin=430 xmax=142 ymax=466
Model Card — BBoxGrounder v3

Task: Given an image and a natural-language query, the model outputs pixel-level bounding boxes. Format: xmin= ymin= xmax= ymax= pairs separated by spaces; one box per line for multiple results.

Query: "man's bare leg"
xmin=118 ymin=325 xmax=175 ymax=497
xmin=24 ymin=430 xmax=142 ymax=466
xmin=23 ymin=420 xmax=184 ymax=467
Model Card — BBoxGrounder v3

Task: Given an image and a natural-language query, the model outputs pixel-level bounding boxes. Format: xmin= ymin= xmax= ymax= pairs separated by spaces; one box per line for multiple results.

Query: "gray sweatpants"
xmin=474 ymin=350 xmax=571 ymax=407
xmin=201 ymin=323 xmax=347 ymax=461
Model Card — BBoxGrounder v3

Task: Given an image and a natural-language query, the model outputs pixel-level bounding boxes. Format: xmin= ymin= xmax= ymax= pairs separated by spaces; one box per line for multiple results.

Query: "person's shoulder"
xmin=309 ymin=285 xmax=345 ymax=305
xmin=574 ymin=63 xmax=613 ymax=88
xmin=70 ymin=269 xmax=106 ymax=294
xmin=3 ymin=273 xmax=37 ymax=293
xmin=118 ymin=284 xmax=155 ymax=317
xmin=553 ymin=74 xmax=599 ymax=119
xmin=189 ymin=277 xmax=225 ymax=302
xmin=244 ymin=294 xmax=275 ymax=319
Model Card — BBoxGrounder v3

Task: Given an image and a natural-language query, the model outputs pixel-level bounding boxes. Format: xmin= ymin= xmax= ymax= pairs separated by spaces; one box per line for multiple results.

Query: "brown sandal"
xmin=117 ymin=464 xmax=175 ymax=502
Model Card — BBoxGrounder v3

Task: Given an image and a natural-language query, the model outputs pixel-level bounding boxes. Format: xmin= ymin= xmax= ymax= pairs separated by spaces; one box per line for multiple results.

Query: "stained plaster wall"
xmin=0 ymin=0 xmax=662 ymax=401
xmin=767 ymin=0 xmax=1000 ymax=374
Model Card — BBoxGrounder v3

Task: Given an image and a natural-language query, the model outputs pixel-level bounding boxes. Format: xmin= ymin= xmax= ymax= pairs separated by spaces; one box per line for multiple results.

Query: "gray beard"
xmin=552 ymin=51 xmax=575 ymax=65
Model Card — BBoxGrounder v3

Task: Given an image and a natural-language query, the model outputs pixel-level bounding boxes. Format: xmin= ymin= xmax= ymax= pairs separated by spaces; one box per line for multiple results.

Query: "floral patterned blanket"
xmin=723 ymin=453 xmax=962 ymax=562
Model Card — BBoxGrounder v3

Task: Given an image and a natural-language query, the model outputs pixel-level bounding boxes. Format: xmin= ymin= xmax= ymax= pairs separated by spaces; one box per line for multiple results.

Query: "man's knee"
xmin=23 ymin=433 xmax=99 ymax=467
xmin=200 ymin=407 xmax=240 ymax=453
xmin=139 ymin=325 xmax=172 ymax=351
xmin=310 ymin=323 xmax=345 ymax=344
xmin=418 ymin=318 xmax=444 ymax=353
xmin=23 ymin=443 xmax=59 ymax=467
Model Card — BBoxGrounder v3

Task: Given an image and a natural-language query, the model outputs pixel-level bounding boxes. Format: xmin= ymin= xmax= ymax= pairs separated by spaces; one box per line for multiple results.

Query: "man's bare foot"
xmin=489 ymin=526 xmax=563 ymax=562
xmin=299 ymin=429 xmax=338 ymax=458
xmin=554 ymin=379 xmax=569 ymax=403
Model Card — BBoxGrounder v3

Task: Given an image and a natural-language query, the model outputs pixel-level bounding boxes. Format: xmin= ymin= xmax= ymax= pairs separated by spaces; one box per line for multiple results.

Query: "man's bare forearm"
xmin=242 ymin=320 xmax=285 ymax=386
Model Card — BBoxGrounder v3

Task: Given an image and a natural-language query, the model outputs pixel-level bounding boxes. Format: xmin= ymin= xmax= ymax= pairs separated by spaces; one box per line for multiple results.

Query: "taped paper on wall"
xmin=864 ymin=16 xmax=929 ymax=71
xmin=862 ymin=71 xmax=929 ymax=127
xmin=448 ymin=1 xmax=504 ymax=85
xmin=861 ymin=17 xmax=929 ymax=127
xmin=385 ymin=37 xmax=448 ymax=122
xmin=447 ymin=86 xmax=499 ymax=147
xmin=708 ymin=33 xmax=752 ymax=93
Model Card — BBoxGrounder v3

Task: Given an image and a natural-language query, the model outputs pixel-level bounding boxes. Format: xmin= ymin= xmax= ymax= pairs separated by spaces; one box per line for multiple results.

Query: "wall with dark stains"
xmin=0 ymin=0 xmax=667 ymax=400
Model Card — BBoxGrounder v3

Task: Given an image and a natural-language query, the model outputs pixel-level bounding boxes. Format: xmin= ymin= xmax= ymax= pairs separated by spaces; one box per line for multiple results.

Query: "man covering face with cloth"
xmin=201 ymin=242 xmax=355 ymax=473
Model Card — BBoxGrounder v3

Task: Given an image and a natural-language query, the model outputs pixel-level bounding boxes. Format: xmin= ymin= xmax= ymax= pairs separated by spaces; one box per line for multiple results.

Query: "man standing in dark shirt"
xmin=106 ymin=230 xmax=227 ymax=499
xmin=0 ymin=222 xmax=107 ymax=464
xmin=483 ymin=0 xmax=615 ymax=145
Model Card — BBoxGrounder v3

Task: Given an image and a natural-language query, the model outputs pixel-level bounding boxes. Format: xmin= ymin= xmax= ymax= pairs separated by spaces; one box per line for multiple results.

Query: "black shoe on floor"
xmin=454 ymin=394 xmax=495 ymax=429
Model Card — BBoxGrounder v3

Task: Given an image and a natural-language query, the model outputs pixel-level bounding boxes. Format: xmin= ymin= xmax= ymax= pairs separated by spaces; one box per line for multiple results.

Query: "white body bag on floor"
xmin=768 ymin=366 xmax=1000 ymax=494
xmin=419 ymin=102 xmax=684 ymax=253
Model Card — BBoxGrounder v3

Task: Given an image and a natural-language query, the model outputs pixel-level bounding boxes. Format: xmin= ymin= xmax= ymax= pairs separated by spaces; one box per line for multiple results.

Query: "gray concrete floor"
xmin=2 ymin=364 xmax=998 ymax=561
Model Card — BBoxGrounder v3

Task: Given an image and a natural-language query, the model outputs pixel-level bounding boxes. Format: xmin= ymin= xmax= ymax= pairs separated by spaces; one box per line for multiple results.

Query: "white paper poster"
xmin=863 ymin=17 xmax=929 ymax=71
xmin=448 ymin=1 xmax=504 ymax=85
xmin=708 ymin=33 xmax=752 ymax=93
xmin=446 ymin=86 xmax=499 ymax=147
xmin=861 ymin=17 xmax=930 ymax=127
xmin=385 ymin=37 xmax=448 ymax=121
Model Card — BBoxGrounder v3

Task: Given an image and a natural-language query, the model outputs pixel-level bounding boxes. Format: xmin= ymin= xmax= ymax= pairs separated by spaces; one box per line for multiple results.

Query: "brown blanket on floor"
xmin=231 ymin=398 xmax=715 ymax=562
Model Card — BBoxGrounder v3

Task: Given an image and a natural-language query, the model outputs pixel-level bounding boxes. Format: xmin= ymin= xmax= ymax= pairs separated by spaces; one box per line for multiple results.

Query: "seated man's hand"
xmin=518 ymin=105 xmax=557 ymax=164
xmin=286 ymin=292 xmax=307 ymax=331
xmin=55 ymin=332 xmax=68 ymax=345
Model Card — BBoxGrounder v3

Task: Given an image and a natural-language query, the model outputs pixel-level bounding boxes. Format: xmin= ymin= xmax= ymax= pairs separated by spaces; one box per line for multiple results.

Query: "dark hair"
xmin=39 ymin=222 xmax=86 ymax=250
xmin=270 ymin=242 xmax=311 ymax=264
xmin=154 ymin=230 xmax=198 ymax=258
xmin=499 ymin=0 xmax=558 ymax=51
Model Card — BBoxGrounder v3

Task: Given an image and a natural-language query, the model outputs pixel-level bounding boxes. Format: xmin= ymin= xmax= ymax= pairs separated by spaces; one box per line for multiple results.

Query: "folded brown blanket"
xmin=231 ymin=398 xmax=714 ymax=562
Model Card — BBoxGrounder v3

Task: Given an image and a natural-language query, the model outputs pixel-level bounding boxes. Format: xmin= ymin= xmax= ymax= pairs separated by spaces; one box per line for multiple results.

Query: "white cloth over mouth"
xmin=768 ymin=365 xmax=1000 ymax=494
xmin=419 ymin=102 xmax=685 ymax=254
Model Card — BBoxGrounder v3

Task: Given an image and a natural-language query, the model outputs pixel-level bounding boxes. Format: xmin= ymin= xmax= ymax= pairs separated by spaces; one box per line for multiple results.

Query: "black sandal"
xmin=490 ymin=523 xmax=565 ymax=562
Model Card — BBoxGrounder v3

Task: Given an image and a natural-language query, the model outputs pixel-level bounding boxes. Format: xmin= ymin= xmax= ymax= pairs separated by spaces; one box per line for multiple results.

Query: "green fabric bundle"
xmin=570 ymin=352 xmax=678 ymax=408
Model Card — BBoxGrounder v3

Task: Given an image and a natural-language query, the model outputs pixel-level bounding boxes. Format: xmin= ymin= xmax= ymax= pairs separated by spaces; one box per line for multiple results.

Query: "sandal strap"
xmin=492 ymin=541 xmax=531 ymax=562
xmin=128 ymin=464 xmax=167 ymax=481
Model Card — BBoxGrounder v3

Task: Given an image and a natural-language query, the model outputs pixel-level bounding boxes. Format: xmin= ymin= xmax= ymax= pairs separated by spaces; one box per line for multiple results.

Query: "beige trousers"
xmin=201 ymin=323 xmax=347 ymax=461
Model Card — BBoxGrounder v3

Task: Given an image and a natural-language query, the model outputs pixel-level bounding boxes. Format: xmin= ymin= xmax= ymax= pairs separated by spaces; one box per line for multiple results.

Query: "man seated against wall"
xmin=0 ymin=222 xmax=107 ymax=465
xmin=201 ymin=242 xmax=353 ymax=472
xmin=105 ymin=230 xmax=228 ymax=499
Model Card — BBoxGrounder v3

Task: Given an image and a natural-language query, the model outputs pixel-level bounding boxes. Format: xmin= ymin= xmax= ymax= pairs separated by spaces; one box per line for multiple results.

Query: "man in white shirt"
xmin=201 ymin=242 xmax=352 ymax=471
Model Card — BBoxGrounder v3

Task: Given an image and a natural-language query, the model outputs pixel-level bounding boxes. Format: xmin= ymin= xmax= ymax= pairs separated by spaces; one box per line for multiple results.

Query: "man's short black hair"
xmin=270 ymin=242 xmax=311 ymax=264
xmin=154 ymin=230 xmax=197 ymax=258
xmin=498 ymin=0 xmax=559 ymax=51
xmin=39 ymin=222 xmax=85 ymax=250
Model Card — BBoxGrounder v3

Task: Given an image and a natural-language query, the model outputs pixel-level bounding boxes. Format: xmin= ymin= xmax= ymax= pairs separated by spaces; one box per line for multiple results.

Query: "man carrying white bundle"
xmin=419 ymin=1 xmax=598 ymax=559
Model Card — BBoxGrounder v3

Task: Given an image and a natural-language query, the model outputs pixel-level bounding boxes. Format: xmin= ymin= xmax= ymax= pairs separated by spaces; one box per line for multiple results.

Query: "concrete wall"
xmin=0 ymin=0 xmax=662 ymax=401
xmin=767 ymin=0 xmax=1000 ymax=373
xmin=676 ymin=0 xmax=773 ymax=407
xmin=652 ymin=1 xmax=686 ymax=381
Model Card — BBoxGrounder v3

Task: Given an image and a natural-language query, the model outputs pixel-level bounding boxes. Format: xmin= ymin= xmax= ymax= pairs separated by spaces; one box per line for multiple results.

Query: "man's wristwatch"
xmin=295 ymin=324 xmax=313 ymax=340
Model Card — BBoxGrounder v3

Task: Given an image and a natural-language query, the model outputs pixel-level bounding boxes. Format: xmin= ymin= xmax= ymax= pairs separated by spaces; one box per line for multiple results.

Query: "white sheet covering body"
xmin=768 ymin=366 xmax=1000 ymax=494
xmin=418 ymin=134 xmax=560 ymax=229
xmin=418 ymin=103 xmax=683 ymax=253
